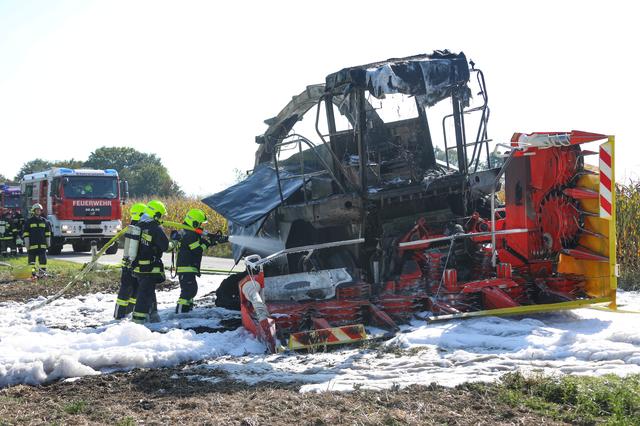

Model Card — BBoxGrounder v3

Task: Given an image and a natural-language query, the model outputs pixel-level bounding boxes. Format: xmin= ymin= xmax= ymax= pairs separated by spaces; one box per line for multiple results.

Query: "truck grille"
xmin=83 ymin=229 xmax=102 ymax=234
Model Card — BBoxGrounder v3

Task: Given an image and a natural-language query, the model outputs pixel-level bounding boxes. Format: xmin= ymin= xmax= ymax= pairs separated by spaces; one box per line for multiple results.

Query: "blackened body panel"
xmin=202 ymin=164 xmax=304 ymax=227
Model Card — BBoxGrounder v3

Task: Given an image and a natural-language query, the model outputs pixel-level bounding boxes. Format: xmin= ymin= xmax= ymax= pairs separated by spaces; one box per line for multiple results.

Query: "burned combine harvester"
xmin=204 ymin=51 xmax=618 ymax=352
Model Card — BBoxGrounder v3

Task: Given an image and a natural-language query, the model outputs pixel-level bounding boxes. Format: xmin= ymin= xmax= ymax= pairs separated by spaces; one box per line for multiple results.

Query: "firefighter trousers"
xmin=0 ymin=240 xmax=11 ymax=256
xmin=28 ymin=249 xmax=47 ymax=267
xmin=132 ymin=274 xmax=163 ymax=322
xmin=114 ymin=268 xmax=139 ymax=319
xmin=176 ymin=273 xmax=198 ymax=313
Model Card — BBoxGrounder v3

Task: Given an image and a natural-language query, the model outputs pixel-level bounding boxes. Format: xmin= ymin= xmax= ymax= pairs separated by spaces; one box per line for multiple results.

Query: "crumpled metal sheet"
xmin=325 ymin=50 xmax=471 ymax=107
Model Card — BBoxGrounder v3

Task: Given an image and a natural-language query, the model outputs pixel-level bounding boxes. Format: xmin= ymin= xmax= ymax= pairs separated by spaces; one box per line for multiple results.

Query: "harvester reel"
xmin=538 ymin=190 xmax=582 ymax=255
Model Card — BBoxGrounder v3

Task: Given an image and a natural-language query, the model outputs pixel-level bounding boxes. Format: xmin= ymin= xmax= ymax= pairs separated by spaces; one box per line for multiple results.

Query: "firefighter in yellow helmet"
xmin=113 ymin=202 xmax=147 ymax=319
xmin=22 ymin=203 xmax=52 ymax=276
xmin=172 ymin=208 xmax=224 ymax=313
xmin=131 ymin=200 xmax=173 ymax=324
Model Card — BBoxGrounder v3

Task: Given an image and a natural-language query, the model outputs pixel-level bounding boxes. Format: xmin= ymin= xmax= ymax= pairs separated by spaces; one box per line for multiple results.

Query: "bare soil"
xmin=0 ymin=366 xmax=566 ymax=426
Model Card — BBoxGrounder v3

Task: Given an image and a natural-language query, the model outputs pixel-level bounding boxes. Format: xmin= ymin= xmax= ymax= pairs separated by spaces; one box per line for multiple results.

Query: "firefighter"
xmin=172 ymin=209 xmax=221 ymax=313
xmin=131 ymin=200 xmax=174 ymax=324
xmin=0 ymin=211 xmax=12 ymax=257
xmin=13 ymin=212 xmax=25 ymax=254
xmin=22 ymin=203 xmax=52 ymax=275
xmin=113 ymin=202 xmax=147 ymax=319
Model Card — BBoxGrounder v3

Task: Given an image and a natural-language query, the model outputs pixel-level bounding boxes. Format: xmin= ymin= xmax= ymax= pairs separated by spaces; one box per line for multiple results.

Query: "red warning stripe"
xmin=601 ymin=197 xmax=612 ymax=216
xmin=600 ymin=172 xmax=612 ymax=192
xmin=600 ymin=146 xmax=612 ymax=168
xmin=288 ymin=324 xmax=367 ymax=350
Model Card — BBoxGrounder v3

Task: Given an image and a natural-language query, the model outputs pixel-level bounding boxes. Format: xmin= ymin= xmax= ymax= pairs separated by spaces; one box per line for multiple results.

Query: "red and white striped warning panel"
xmin=599 ymin=142 xmax=613 ymax=219
xmin=288 ymin=324 xmax=367 ymax=350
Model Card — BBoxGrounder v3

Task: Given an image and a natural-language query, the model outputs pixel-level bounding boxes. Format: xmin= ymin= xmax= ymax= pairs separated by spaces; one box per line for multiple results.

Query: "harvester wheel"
xmin=215 ymin=271 xmax=245 ymax=310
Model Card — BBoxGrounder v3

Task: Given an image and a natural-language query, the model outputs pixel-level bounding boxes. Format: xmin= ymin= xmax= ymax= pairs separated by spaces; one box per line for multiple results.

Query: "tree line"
xmin=1 ymin=147 xmax=183 ymax=197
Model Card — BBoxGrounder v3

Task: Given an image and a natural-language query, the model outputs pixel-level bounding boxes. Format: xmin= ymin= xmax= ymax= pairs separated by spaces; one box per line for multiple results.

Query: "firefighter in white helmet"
xmin=22 ymin=203 xmax=52 ymax=276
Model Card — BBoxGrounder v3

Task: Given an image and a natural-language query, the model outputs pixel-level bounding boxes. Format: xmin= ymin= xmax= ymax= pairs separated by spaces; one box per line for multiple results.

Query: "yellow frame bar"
xmin=608 ymin=136 xmax=618 ymax=309
xmin=428 ymin=297 xmax=612 ymax=322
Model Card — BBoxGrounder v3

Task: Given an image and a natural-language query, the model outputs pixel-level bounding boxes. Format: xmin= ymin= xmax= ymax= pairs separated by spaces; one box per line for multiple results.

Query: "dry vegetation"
xmin=617 ymin=180 xmax=640 ymax=290
xmin=124 ymin=196 xmax=231 ymax=257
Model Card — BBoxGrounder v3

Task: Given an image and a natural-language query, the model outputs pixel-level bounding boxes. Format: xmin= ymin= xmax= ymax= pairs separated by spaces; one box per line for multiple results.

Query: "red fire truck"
xmin=0 ymin=184 xmax=22 ymax=216
xmin=20 ymin=168 xmax=128 ymax=254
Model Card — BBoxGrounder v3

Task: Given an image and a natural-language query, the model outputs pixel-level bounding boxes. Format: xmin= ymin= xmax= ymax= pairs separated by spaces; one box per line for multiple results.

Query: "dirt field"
xmin=0 ymin=365 xmax=565 ymax=426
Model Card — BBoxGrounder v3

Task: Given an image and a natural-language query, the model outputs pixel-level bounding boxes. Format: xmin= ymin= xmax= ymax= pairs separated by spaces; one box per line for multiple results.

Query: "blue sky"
xmin=1 ymin=0 xmax=638 ymax=195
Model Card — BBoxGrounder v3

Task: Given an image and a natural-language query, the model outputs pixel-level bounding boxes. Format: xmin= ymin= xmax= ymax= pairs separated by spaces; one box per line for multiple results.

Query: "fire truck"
xmin=20 ymin=168 xmax=128 ymax=255
xmin=0 ymin=184 xmax=22 ymax=216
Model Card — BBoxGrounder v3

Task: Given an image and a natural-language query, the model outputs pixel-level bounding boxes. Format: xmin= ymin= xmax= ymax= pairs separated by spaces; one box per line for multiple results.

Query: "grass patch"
xmin=497 ymin=372 xmax=640 ymax=424
xmin=0 ymin=255 xmax=120 ymax=303
xmin=116 ymin=417 xmax=136 ymax=426
xmin=0 ymin=256 xmax=82 ymax=275
xmin=63 ymin=400 xmax=88 ymax=415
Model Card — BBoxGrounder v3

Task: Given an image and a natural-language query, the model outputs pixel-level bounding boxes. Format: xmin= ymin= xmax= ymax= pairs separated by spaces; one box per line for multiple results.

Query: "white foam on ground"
xmin=1 ymin=276 xmax=639 ymax=391
xmin=0 ymin=276 xmax=263 ymax=387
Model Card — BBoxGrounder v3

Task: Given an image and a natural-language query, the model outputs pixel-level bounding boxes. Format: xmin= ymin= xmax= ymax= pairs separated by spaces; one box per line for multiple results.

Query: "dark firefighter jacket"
xmin=133 ymin=217 xmax=169 ymax=276
xmin=0 ymin=216 xmax=13 ymax=241
xmin=176 ymin=229 xmax=212 ymax=275
xmin=22 ymin=215 xmax=52 ymax=250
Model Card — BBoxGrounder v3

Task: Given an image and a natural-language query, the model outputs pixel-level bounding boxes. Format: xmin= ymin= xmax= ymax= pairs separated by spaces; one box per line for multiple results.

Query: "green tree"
xmin=85 ymin=147 xmax=182 ymax=197
xmin=54 ymin=158 xmax=85 ymax=169
xmin=1 ymin=173 xmax=16 ymax=184
xmin=84 ymin=147 xmax=161 ymax=171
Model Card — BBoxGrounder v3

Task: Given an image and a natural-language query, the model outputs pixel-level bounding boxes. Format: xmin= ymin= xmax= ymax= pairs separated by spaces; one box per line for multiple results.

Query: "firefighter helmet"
xmin=31 ymin=203 xmax=43 ymax=211
xmin=130 ymin=203 xmax=147 ymax=222
xmin=145 ymin=200 xmax=167 ymax=219
xmin=184 ymin=208 xmax=207 ymax=229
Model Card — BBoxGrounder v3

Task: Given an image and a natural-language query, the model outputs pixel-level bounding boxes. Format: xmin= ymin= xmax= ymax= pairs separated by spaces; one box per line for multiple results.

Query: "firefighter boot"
xmin=114 ymin=299 xmax=130 ymax=320
xmin=148 ymin=301 xmax=161 ymax=323
xmin=125 ymin=297 xmax=137 ymax=315
xmin=132 ymin=311 xmax=148 ymax=324
xmin=175 ymin=298 xmax=194 ymax=314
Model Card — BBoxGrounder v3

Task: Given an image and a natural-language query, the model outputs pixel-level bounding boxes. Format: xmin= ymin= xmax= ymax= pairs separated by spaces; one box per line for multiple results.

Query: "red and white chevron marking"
xmin=599 ymin=142 xmax=613 ymax=219
xmin=288 ymin=324 xmax=367 ymax=350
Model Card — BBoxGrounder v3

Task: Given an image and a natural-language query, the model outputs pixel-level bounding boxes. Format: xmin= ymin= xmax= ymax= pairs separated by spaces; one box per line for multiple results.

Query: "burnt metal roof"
xmin=325 ymin=50 xmax=471 ymax=107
